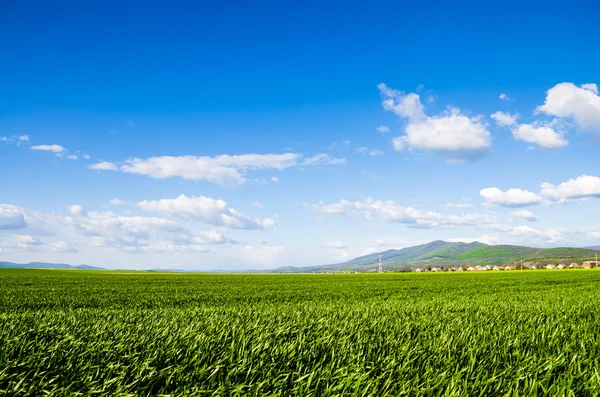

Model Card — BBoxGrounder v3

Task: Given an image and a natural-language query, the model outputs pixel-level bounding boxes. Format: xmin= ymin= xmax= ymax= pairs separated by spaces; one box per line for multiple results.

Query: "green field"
xmin=2 ymin=269 xmax=600 ymax=396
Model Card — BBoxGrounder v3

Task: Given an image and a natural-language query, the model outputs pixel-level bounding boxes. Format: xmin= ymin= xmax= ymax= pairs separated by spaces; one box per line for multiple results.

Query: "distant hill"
xmin=586 ymin=246 xmax=600 ymax=250
xmin=274 ymin=241 xmax=600 ymax=273
xmin=0 ymin=261 xmax=104 ymax=270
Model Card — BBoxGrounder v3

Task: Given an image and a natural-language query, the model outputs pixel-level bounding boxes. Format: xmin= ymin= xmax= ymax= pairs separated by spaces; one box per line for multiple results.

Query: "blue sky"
xmin=2 ymin=1 xmax=600 ymax=269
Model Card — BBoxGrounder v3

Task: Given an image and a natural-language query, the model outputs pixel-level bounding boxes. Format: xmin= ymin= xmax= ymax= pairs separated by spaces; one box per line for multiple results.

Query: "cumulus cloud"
xmin=537 ymin=82 xmax=600 ymax=134
xmin=480 ymin=188 xmax=543 ymax=207
xmin=377 ymin=125 xmax=391 ymax=134
xmin=67 ymin=154 xmax=78 ymax=160
xmin=499 ymin=93 xmax=510 ymax=101
xmin=252 ymin=201 xmax=264 ymax=208
xmin=379 ymin=83 xmax=491 ymax=163
xmin=271 ymin=176 xmax=280 ymax=183
xmin=109 ymin=199 xmax=129 ymax=205
xmin=68 ymin=205 xmax=85 ymax=216
xmin=491 ymin=111 xmax=519 ymax=127
xmin=512 ymin=123 xmax=568 ymax=149
xmin=89 ymin=162 xmax=119 ymax=171
xmin=540 ymin=175 xmax=600 ymax=202
xmin=0 ymin=235 xmax=44 ymax=252
xmin=0 ymin=202 xmax=242 ymax=256
xmin=31 ymin=144 xmax=66 ymax=154
xmin=0 ymin=204 xmax=27 ymax=230
xmin=137 ymin=194 xmax=275 ymax=230
xmin=510 ymin=210 xmax=537 ymax=222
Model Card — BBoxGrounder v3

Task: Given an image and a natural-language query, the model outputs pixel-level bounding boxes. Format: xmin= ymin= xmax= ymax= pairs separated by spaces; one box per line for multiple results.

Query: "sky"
xmin=2 ymin=1 xmax=600 ymax=270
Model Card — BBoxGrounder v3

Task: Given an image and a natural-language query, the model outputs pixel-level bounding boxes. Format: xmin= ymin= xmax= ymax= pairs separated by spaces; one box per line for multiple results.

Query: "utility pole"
xmin=521 ymin=258 xmax=523 ymax=271
xmin=378 ymin=254 xmax=383 ymax=273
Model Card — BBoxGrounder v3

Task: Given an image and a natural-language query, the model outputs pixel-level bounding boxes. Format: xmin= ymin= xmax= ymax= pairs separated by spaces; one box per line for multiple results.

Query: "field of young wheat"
xmin=1 ymin=269 xmax=600 ymax=396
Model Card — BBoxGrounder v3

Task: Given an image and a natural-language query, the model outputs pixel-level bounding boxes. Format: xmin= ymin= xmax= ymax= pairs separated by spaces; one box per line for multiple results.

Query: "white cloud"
xmin=51 ymin=241 xmax=78 ymax=252
xmin=0 ymin=204 xmax=27 ymax=230
xmin=31 ymin=144 xmax=66 ymax=153
xmin=462 ymin=225 xmax=568 ymax=246
xmin=510 ymin=210 xmax=537 ymax=222
xmin=357 ymin=147 xmax=385 ymax=156
xmin=305 ymin=198 xmax=496 ymax=229
xmin=89 ymin=162 xmax=119 ymax=171
xmin=540 ymin=175 xmax=600 ymax=202
xmin=99 ymin=153 xmax=343 ymax=187
xmin=499 ymin=93 xmax=510 ymax=101
xmin=82 ymin=154 xmax=91 ymax=160
xmin=271 ymin=176 xmax=280 ymax=183
xmin=323 ymin=241 xmax=348 ymax=249
xmin=480 ymin=187 xmax=543 ymax=207
xmin=302 ymin=153 xmax=346 ymax=165
xmin=109 ymin=199 xmax=129 ymax=205
xmin=512 ymin=123 xmax=567 ymax=149
xmin=252 ymin=201 xmax=264 ymax=208
xmin=68 ymin=205 xmax=85 ymax=216
xmin=377 ymin=125 xmax=391 ymax=134
xmin=378 ymin=83 xmax=426 ymax=120
xmin=537 ymin=82 xmax=600 ymax=134
xmin=67 ymin=155 xmax=79 ymax=160
xmin=491 ymin=111 xmax=519 ymax=127
xmin=302 ymin=200 xmax=354 ymax=215
xmin=0 ymin=235 xmax=44 ymax=252
xmin=122 ymin=153 xmax=299 ymax=186
xmin=379 ymin=83 xmax=491 ymax=163
xmin=1 ymin=135 xmax=30 ymax=144
xmin=137 ymin=194 xmax=275 ymax=230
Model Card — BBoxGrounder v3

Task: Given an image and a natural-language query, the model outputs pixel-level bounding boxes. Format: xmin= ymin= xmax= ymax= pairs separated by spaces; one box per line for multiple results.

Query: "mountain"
xmin=585 ymin=246 xmax=600 ymax=250
xmin=0 ymin=261 xmax=104 ymax=270
xmin=274 ymin=241 xmax=600 ymax=273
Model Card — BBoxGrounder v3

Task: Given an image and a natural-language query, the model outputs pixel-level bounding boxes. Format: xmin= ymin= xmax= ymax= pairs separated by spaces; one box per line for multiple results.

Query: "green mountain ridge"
xmin=275 ymin=241 xmax=600 ymax=273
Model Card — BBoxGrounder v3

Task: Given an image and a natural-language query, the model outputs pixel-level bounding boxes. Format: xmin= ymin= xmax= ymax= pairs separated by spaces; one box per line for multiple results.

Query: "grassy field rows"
xmin=1 ymin=269 xmax=600 ymax=395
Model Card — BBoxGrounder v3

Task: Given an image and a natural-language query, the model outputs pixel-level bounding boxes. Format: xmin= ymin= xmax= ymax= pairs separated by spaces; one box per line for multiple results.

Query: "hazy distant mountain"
xmin=274 ymin=240 xmax=600 ymax=273
xmin=585 ymin=246 xmax=600 ymax=250
xmin=0 ymin=261 xmax=103 ymax=270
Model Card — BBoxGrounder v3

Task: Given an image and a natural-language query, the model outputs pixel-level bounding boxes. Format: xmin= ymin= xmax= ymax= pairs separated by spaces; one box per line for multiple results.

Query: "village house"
xmin=485 ymin=265 xmax=494 ymax=271
xmin=466 ymin=266 xmax=477 ymax=271
xmin=582 ymin=262 xmax=592 ymax=269
xmin=546 ymin=264 xmax=556 ymax=270
xmin=493 ymin=265 xmax=503 ymax=271
xmin=415 ymin=268 xmax=425 ymax=272
xmin=431 ymin=267 xmax=442 ymax=272
xmin=504 ymin=265 xmax=516 ymax=271
xmin=557 ymin=264 xmax=567 ymax=269
xmin=569 ymin=263 xmax=580 ymax=268
xmin=454 ymin=266 xmax=463 ymax=272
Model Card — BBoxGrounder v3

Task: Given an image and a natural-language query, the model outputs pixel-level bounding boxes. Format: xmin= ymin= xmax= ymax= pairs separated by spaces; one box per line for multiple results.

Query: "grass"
xmin=1 ymin=269 xmax=600 ymax=395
